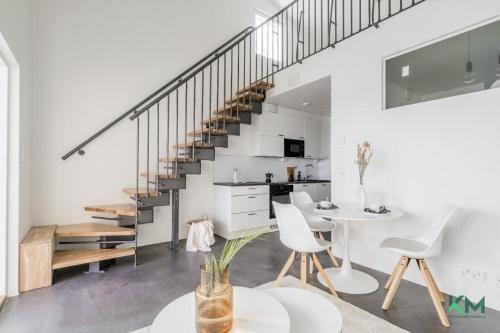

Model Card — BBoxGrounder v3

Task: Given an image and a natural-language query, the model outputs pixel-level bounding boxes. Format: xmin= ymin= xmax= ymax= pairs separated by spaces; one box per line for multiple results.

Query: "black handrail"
xmin=61 ymin=26 xmax=254 ymax=160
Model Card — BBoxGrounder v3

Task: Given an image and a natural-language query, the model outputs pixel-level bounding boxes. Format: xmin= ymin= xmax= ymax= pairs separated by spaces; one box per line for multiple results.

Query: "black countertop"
xmin=213 ymin=180 xmax=331 ymax=187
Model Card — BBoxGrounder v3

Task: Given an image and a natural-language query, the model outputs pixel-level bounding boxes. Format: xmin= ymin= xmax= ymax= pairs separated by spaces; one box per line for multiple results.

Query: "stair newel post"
xmin=192 ymin=76 xmax=196 ymax=160
xmin=134 ymin=117 xmax=140 ymax=268
xmin=146 ymin=109 xmax=150 ymax=198
xmin=156 ymin=103 xmax=160 ymax=193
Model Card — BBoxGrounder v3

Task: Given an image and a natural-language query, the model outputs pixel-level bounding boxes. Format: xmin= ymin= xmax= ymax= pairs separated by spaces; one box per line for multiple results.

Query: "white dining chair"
xmin=272 ymin=201 xmax=338 ymax=297
xmin=380 ymin=205 xmax=458 ymax=327
xmin=290 ymin=191 xmax=339 ymax=268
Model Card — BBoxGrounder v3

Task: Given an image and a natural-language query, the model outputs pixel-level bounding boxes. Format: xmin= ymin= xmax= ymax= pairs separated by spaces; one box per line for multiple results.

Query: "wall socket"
xmin=462 ymin=267 xmax=487 ymax=282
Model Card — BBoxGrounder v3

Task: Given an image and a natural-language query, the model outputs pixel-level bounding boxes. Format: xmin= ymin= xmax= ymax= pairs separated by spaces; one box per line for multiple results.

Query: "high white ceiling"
xmin=266 ymin=76 xmax=331 ymax=116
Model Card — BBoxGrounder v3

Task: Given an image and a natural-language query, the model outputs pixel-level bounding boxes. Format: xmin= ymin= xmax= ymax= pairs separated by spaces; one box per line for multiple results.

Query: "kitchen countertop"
xmin=213 ymin=180 xmax=331 ymax=186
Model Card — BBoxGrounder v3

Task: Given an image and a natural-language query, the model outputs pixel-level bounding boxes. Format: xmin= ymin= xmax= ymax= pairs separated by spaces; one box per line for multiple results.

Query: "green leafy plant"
xmin=204 ymin=228 xmax=267 ymax=273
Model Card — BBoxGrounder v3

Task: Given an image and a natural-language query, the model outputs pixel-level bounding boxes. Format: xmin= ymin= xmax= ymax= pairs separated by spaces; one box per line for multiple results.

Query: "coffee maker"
xmin=265 ymin=172 xmax=274 ymax=183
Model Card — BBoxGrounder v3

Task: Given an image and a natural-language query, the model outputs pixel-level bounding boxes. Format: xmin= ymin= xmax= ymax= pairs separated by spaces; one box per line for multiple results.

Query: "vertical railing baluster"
xmin=216 ymin=57 xmax=220 ymax=132
xmin=266 ymin=22 xmax=270 ymax=83
xmin=400 ymin=0 xmax=402 ymax=11
xmin=208 ymin=64 xmax=212 ymax=146
xmin=184 ymin=82 xmax=188 ymax=157
xmin=302 ymin=0 xmax=305 ymax=57
xmin=359 ymin=0 xmax=362 ymax=31
xmin=230 ymin=48 xmax=234 ymax=119
xmin=146 ymin=109 xmax=150 ymax=197
xmin=350 ymin=0 xmax=353 ymax=35
xmin=134 ymin=117 xmax=139 ymax=268
xmin=286 ymin=9 xmax=289 ymax=67
xmin=192 ymin=76 xmax=196 ymax=160
xmin=261 ymin=27 xmax=264 ymax=82
xmin=175 ymin=89 xmax=179 ymax=175
xmin=388 ymin=0 xmax=392 ymax=17
xmin=201 ymin=70 xmax=205 ymax=145
xmin=156 ymin=103 xmax=160 ymax=193
xmin=243 ymin=38 xmax=247 ymax=117
xmin=308 ymin=0 xmax=311 ymax=56
xmin=223 ymin=53 xmax=227 ymax=125
xmin=320 ymin=0 xmax=323 ymax=49
xmin=166 ymin=95 xmax=170 ymax=174
xmin=237 ymin=42 xmax=240 ymax=120
xmin=369 ymin=0 xmax=371 ymax=26
xmin=377 ymin=0 xmax=381 ymax=23
xmin=335 ymin=0 xmax=337 ymax=43
xmin=342 ymin=0 xmax=345 ymax=39
xmin=314 ymin=0 xmax=317 ymax=52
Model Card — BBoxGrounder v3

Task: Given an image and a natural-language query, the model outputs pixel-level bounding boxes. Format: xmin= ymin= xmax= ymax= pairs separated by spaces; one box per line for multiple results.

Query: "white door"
xmin=293 ymin=184 xmax=315 ymax=200
xmin=285 ymin=115 xmax=305 ymax=140
xmin=304 ymin=118 xmax=321 ymax=159
xmin=314 ymin=183 xmax=331 ymax=201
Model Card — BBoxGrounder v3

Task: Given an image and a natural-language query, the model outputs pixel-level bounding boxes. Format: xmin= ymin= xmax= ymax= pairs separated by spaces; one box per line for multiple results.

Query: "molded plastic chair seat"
xmin=380 ymin=237 xmax=428 ymax=258
xmin=309 ymin=220 xmax=336 ymax=233
xmin=315 ymin=237 xmax=333 ymax=248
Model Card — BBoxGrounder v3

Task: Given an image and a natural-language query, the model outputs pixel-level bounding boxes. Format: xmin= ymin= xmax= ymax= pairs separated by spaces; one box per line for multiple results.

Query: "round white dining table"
xmin=150 ymin=287 xmax=290 ymax=333
xmin=301 ymin=202 xmax=404 ymax=295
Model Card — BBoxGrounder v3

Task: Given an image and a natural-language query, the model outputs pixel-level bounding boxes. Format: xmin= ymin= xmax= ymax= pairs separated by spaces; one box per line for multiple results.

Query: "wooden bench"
xmin=19 ymin=225 xmax=56 ymax=292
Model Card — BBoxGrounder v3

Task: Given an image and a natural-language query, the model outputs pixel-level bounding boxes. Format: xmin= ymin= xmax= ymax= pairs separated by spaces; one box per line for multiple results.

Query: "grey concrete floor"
xmin=0 ymin=233 xmax=498 ymax=333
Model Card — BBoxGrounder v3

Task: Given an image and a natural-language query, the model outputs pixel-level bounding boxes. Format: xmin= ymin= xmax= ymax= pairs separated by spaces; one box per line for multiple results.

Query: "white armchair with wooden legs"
xmin=289 ymin=191 xmax=339 ymax=272
xmin=272 ymin=202 xmax=339 ymax=297
xmin=380 ymin=205 xmax=458 ymax=327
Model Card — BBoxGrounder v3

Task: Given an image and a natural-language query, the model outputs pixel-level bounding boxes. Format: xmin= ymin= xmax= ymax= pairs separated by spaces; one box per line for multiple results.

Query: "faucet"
xmin=305 ymin=164 xmax=313 ymax=180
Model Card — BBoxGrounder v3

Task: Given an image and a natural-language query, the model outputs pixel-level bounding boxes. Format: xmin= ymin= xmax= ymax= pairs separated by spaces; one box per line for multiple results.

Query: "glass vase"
xmin=195 ymin=266 xmax=233 ymax=333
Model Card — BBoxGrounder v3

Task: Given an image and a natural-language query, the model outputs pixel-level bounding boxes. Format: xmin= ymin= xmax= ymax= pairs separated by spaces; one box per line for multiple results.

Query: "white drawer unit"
xmin=231 ymin=193 xmax=268 ymax=213
xmin=214 ymin=185 xmax=272 ymax=240
xmin=293 ymin=183 xmax=315 ymax=200
xmin=314 ymin=182 xmax=331 ymax=201
xmin=231 ymin=185 xmax=269 ymax=196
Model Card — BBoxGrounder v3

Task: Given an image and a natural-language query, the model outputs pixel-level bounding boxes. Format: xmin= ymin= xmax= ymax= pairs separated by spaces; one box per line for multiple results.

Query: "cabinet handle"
xmin=303 ymin=185 xmax=308 ymax=187
xmin=299 ymin=136 xmax=304 ymax=139
xmin=248 ymin=196 xmax=256 ymax=199
xmin=278 ymin=134 xmax=284 ymax=136
xmin=248 ymin=187 xmax=257 ymax=190
xmin=248 ymin=213 xmax=257 ymax=216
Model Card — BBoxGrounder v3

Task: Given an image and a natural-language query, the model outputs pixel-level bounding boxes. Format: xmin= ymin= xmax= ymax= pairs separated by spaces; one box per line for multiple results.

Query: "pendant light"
xmin=496 ymin=54 xmax=500 ymax=77
xmin=463 ymin=32 xmax=477 ymax=84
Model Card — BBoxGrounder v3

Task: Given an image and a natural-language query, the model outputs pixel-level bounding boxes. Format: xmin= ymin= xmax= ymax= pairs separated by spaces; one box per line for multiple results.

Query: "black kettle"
xmin=265 ymin=172 xmax=274 ymax=183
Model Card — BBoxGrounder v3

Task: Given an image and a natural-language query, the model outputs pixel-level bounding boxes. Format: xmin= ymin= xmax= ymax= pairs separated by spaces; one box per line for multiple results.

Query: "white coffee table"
xmin=302 ymin=202 xmax=404 ymax=294
xmin=264 ymin=287 xmax=342 ymax=333
xmin=150 ymin=287 xmax=290 ymax=333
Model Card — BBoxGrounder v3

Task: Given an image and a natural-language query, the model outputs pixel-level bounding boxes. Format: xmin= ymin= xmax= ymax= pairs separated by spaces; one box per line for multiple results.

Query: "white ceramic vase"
xmin=356 ymin=185 xmax=367 ymax=209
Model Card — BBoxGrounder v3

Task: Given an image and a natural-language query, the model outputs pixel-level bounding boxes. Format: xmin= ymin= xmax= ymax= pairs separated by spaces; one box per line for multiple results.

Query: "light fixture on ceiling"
xmin=401 ymin=65 xmax=410 ymax=78
xmin=496 ymin=54 xmax=500 ymax=77
xmin=463 ymin=32 xmax=477 ymax=84
xmin=302 ymin=102 xmax=311 ymax=106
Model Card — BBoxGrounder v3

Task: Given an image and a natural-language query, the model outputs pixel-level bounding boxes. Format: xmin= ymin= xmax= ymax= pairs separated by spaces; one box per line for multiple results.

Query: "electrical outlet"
xmin=462 ymin=267 xmax=487 ymax=282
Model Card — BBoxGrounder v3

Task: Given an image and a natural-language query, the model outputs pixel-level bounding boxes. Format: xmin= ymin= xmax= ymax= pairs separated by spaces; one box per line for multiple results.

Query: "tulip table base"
xmin=317 ymin=267 xmax=379 ymax=295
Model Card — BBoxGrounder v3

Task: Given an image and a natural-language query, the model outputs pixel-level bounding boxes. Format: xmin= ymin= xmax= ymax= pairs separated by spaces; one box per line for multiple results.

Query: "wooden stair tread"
xmin=55 ymin=223 xmax=135 ymax=237
xmin=225 ymin=91 xmax=265 ymax=104
xmin=214 ymin=103 xmax=252 ymax=114
xmin=172 ymin=142 xmax=214 ymax=149
xmin=84 ymin=204 xmax=136 ymax=217
xmin=186 ymin=128 xmax=227 ymax=137
xmin=52 ymin=248 xmax=135 ymax=269
xmin=201 ymin=115 xmax=240 ymax=125
xmin=158 ymin=156 xmax=195 ymax=163
xmin=140 ymin=172 xmax=179 ymax=179
xmin=21 ymin=225 xmax=57 ymax=246
xmin=122 ymin=187 xmax=161 ymax=197
xmin=236 ymin=81 xmax=274 ymax=94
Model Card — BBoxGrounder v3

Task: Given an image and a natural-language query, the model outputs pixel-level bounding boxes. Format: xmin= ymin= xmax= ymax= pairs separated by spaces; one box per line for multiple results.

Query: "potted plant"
xmin=355 ymin=141 xmax=373 ymax=209
xmin=195 ymin=228 xmax=266 ymax=333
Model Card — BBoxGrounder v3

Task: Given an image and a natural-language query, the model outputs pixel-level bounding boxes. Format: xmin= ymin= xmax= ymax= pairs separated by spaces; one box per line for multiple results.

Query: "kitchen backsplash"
xmin=213 ymin=154 xmax=331 ymax=183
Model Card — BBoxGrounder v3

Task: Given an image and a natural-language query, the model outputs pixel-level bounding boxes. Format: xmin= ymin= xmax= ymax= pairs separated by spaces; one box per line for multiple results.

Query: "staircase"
xmin=57 ymin=0 xmax=426 ymax=271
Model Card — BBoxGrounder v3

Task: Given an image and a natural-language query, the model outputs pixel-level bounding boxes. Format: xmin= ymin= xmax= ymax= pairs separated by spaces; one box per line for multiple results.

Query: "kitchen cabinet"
xmin=293 ymin=183 xmax=315 ymax=200
xmin=253 ymin=135 xmax=284 ymax=157
xmin=255 ymin=110 xmax=286 ymax=137
xmin=314 ymin=182 xmax=331 ymax=201
xmin=304 ymin=118 xmax=321 ymax=159
xmin=213 ymin=185 xmax=271 ymax=239
xmin=285 ymin=116 xmax=305 ymax=140
xmin=320 ymin=122 xmax=330 ymax=159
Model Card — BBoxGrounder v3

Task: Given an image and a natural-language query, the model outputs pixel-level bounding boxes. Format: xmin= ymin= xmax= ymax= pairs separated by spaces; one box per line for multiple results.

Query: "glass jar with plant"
xmin=355 ymin=141 xmax=373 ymax=209
xmin=195 ymin=228 xmax=266 ymax=333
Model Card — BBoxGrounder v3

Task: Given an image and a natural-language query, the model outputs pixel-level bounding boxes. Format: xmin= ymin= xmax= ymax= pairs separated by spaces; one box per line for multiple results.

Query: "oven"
xmin=269 ymin=184 xmax=293 ymax=218
xmin=284 ymin=139 xmax=305 ymax=158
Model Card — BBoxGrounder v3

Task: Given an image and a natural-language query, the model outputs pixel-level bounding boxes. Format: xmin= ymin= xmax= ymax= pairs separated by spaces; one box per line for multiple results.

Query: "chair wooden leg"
xmin=384 ymin=257 xmax=404 ymax=290
xmin=312 ymin=253 xmax=339 ymax=297
xmin=426 ymin=264 xmax=445 ymax=303
xmin=382 ymin=256 xmax=409 ymax=310
xmin=274 ymin=250 xmax=295 ymax=287
xmin=418 ymin=259 xmax=450 ymax=327
xmin=300 ymin=253 xmax=307 ymax=285
xmin=309 ymin=255 xmax=314 ymax=274
xmin=318 ymin=232 xmax=339 ymax=267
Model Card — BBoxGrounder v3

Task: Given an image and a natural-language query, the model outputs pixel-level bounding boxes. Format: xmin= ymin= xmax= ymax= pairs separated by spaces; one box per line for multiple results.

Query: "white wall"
xmin=31 ymin=0 xmax=280 ymax=245
xmin=269 ymin=0 xmax=500 ymax=310
xmin=0 ymin=0 xmax=32 ymax=297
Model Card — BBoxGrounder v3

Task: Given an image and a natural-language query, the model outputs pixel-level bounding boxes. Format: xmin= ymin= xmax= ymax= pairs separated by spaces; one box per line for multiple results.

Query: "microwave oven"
xmin=284 ymin=138 xmax=304 ymax=158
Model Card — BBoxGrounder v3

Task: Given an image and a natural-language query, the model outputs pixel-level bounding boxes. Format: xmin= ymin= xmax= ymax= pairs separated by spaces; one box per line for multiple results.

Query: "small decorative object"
xmin=355 ymin=141 xmax=373 ymax=209
xmin=265 ymin=172 xmax=274 ymax=183
xmin=297 ymin=171 xmax=302 ymax=181
xmin=232 ymin=168 xmax=238 ymax=184
xmin=364 ymin=205 xmax=391 ymax=215
xmin=287 ymin=166 xmax=296 ymax=182
xmin=195 ymin=229 xmax=266 ymax=333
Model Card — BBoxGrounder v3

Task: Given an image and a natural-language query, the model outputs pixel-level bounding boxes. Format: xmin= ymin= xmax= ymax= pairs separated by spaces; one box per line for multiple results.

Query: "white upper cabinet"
xmin=285 ymin=116 xmax=305 ymax=140
xmin=253 ymin=135 xmax=284 ymax=157
xmin=255 ymin=110 xmax=286 ymax=137
xmin=304 ymin=118 xmax=321 ymax=159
